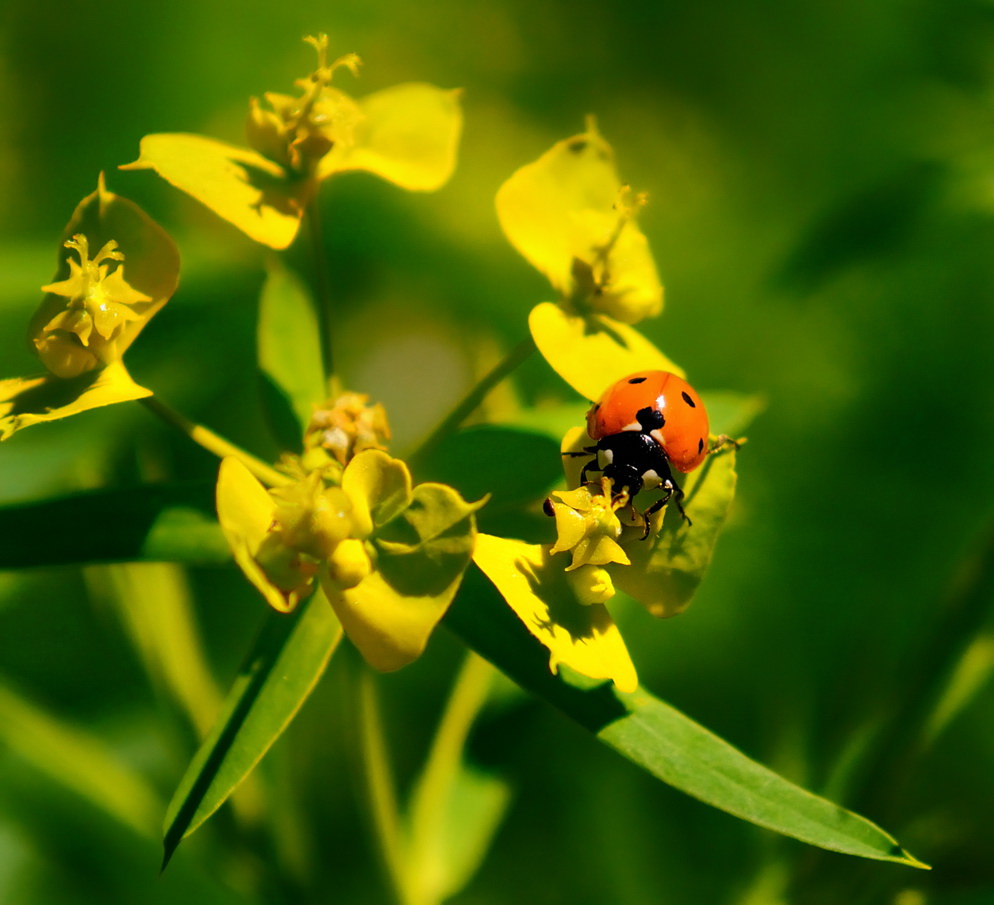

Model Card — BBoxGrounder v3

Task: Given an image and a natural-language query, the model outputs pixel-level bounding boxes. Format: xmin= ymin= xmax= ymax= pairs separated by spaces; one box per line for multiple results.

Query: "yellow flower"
xmin=245 ymin=36 xmax=362 ymax=175
xmin=27 ymin=177 xmax=179 ymax=381
xmin=34 ymin=236 xmax=150 ymax=377
xmin=496 ymin=118 xmax=662 ymax=325
xmin=217 ymin=450 xmax=482 ymax=671
xmin=546 ymin=483 xmax=630 ymax=573
xmin=1 ymin=179 xmax=178 ymax=441
xmin=122 ymin=34 xmax=463 ymax=249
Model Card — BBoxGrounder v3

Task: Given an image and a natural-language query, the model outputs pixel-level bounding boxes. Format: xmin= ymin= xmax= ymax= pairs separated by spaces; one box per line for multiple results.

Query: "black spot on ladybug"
xmin=636 ymin=406 xmax=665 ymax=431
xmin=567 ymin=138 xmax=588 ymax=154
xmin=628 ymin=376 xmax=648 ymax=385
xmin=681 ymin=391 xmax=696 ymax=407
xmin=698 ymin=438 xmax=704 ymax=454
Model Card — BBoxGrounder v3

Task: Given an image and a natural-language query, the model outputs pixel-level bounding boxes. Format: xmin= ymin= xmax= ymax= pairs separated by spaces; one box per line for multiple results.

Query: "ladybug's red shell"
xmin=585 ymin=370 xmax=709 ymax=473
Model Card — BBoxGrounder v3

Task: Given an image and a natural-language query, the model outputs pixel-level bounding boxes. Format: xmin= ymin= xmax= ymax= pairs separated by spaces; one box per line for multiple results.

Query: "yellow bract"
xmin=496 ymin=120 xmax=662 ymax=324
xmin=528 ymin=301 xmax=683 ymax=403
xmin=472 ymin=534 xmax=638 ymax=693
xmin=0 ymin=362 xmax=151 ymax=441
xmin=121 ymin=36 xmax=462 ymax=249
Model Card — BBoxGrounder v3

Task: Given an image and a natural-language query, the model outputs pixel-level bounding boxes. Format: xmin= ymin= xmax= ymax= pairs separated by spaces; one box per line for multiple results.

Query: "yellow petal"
xmin=529 ymin=301 xmax=684 ymax=402
xmin=340 ymin=448 xmax=413 ymax=537
xmin=473 ymin=534 xmax=637 ymax=693
xmin=121 ymin=134 xmax=306 ymax=249
xmin=0 ymin=362 xmax=151 ymax=441
xmin=317 ymin=83 xmax=463 ymax=190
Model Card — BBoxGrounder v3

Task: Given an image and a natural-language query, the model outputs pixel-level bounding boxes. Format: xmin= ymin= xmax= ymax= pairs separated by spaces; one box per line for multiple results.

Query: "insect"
xmin=569 ymin=370 xmax=729 ymax=537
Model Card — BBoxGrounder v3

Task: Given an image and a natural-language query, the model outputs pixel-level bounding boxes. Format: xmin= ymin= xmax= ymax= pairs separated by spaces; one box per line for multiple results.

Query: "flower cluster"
xmin=220 ymin=395 xmax=481 ymax=671
xmin=123 ymin=33 xmax=463 ymax=248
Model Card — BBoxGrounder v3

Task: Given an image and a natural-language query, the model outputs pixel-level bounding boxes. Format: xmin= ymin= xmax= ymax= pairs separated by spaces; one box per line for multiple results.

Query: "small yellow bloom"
xmin=546 ymin=483 xmax=630 ymax=573
xmin=26 ymin=177 xmax=179 ymax=380
xmin=246 ymin=35 xmax=362 ymax=176
xmin=34 ymin=236 xmax=150 ymax=378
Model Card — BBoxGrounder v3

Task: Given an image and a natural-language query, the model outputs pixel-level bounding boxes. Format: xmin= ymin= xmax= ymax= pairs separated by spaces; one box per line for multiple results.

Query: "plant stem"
xmin=410 ymin=334 xmax=536 ymax=466
xmin=356 ymin=664 xmax=410 ymax=905
xmin=139 ymin=396 xmax=290 ymax=487
xmin=305 ymin=193 xmax=335 ymax=383
xmin=407 ymin=652 xmax=496 ymax=902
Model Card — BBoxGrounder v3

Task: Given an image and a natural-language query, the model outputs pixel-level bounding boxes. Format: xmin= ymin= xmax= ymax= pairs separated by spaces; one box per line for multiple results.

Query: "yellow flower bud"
xmin=565 ymin=563 xmax=617 ymax=605
xmin=306 ymin=391 xmax=391 ymax=466
xmin=325 ymin=538 xmax=373 ymax=590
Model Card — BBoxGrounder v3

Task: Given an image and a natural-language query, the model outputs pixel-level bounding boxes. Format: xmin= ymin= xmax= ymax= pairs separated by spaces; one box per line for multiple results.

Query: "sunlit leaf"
xmin=216 ymin=457 xmax=314 ymax=613
xmin=162 ymin=589 xmax=342 ymax=868
xmin=122 ymin=133 xmax=305 ymax=249
xmin=528 ymin=301 xmax=683 ymax=402
xmin=613 ymin=447 xmax=739 ymax=617
xmin=472 ymin=533 xmax=638 ymax=693
xmin=0 ymin=361 xmax=151 ymax=440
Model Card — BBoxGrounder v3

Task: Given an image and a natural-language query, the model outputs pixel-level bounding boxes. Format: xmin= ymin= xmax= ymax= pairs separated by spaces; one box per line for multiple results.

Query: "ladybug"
xmin=570 ymin=370 xmax=718 ymax=536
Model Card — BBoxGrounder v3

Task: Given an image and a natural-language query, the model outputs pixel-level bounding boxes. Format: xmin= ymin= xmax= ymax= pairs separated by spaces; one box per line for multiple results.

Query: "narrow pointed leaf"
xmin=0 ymin=483 xmax=226 ymax=568
xmin=444 ymin=576 xmax=928 ymax=869
xmin=162 ymin=590 xmax=342 ymax=867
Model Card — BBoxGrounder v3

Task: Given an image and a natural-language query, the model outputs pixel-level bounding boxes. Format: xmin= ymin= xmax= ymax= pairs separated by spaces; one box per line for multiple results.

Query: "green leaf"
xmin=162 ymin=590 xmax=342 ymax=868
xmin=614 ymin=447 xmax=739 ymax=617
xmin=257 ymin=257 xmax=326 ymax=447
xmin=0 ymin=483 xmax=227 ymax=568
xmin=413 ymin=425 xmax=562 ymax=506
xmin=443 ymin=574 xmax=928 ymax=869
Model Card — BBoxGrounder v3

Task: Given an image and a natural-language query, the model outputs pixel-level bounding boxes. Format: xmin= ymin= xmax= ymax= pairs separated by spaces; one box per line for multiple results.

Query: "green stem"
xmin=410 ymin=334 xmax=536 ymax=466
xmin=407 ymin=652 xmax=496 ymax=902
xmin=139 ymin=396 xmax=290 ymax=487
xmin=304 ymin=193 xmax=335 ymax=383
xmin=356 ymin=664 xmax=410 ymax=905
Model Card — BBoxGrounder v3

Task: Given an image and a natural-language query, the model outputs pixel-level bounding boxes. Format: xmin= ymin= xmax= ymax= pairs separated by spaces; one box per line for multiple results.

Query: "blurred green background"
xmin=2 ymin=0 xmax=994 ymax=903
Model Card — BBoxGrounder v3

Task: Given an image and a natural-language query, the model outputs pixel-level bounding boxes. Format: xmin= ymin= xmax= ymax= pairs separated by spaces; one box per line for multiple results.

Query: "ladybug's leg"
xmin=562 ymin=445 xmax=603 ymax=486
xmin=707 ymin=434 xmax=744 ymax=456
xmin=638 ymin=481 xmax=691 ymax=539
